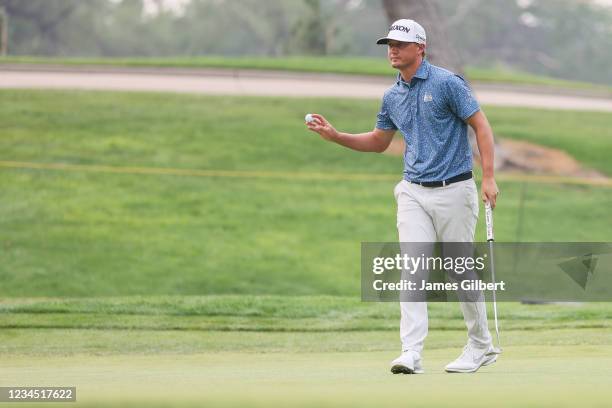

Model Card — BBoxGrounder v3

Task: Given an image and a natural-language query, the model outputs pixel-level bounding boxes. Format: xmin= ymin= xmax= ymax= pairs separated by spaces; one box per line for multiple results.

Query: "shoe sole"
xmin=391 ymin=365 xmax=425 ymax=374
xmin=444 ymin=355 xmax=498 ymax=373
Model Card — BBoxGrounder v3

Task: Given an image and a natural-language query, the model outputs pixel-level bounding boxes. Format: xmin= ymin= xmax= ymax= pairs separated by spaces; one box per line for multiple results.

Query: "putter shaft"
xmin=485 ymin=202 xmax=501 ymax=351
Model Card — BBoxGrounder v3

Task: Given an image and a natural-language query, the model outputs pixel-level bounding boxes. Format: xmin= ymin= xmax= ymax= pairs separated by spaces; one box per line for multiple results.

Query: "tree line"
xmin=0 ymin=0 xmax=610 ymax=85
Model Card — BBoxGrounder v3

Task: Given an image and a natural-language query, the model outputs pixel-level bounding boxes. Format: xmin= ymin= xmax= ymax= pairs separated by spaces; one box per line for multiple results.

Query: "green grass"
xmin=1 ymin=296 xmax=612 ymax=407
xmin=2 ymin=295 xmax=609 ymax=407
xmin=1 ymin=328 xmax=612 ymax=407
xmin=1 ymin=296 xmax=611 ymax=334
xmin=1 ymin=296 xmax=612 ymax=406
xmin=4 ymin=347 xmax=612 ymax=407
xmin=0 ymin=90 xmax=610 ymax=297
xmin=0 ymin=89 xmax=611 ymax=407
xmin=2 ymin=55 xmax=610 ymax=92
xmin=1 ymin=90 xmax=610 ymax=175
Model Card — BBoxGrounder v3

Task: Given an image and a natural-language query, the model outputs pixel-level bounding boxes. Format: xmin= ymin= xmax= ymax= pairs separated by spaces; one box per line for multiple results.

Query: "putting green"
xmin=1 ymin=329 xmax=611 ymax=407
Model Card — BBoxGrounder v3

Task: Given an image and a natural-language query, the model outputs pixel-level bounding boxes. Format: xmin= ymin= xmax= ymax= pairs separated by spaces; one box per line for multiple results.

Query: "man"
xmin=306 ymin=19 xmax=499 ymax=374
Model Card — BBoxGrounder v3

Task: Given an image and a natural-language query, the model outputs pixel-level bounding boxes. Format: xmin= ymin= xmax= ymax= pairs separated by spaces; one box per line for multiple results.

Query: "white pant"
xmin=393 ymin=178 xmax=492 ymax=354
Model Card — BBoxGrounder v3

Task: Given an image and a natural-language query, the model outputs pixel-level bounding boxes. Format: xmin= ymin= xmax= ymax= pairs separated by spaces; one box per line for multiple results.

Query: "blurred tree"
xmin=529 ymin=0 xmax=612 ymax=84
xmin=293 ymin=0 xmax=364 ymax=55
xmin=437 ymin=0 xmax=612 ymax=85
xmin=176 ymin=0 xmax=301 ymax=56
xmin=288 ymin=0 xmax=327 ymax=54
xmin=0 ymin=0 xmax=609 ymax=85
xmin=0 ymin=0 xmax=113 ymax=56
xmin=0 ymin=5 xmax=7 ymax=55
xmin=437 ymin=0 xmax=541 ymax=73
xmin=0 ymin=0 xmax=79 ymax=55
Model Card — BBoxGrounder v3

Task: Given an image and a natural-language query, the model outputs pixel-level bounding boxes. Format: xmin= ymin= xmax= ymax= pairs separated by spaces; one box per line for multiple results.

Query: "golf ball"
xmin=305 ymin=114 xmax=314 ymax=123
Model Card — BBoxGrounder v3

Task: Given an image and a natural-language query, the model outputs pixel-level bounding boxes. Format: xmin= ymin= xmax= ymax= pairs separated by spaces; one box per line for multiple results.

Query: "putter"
xmin=485 ymin=201 xmax=502 ymax=354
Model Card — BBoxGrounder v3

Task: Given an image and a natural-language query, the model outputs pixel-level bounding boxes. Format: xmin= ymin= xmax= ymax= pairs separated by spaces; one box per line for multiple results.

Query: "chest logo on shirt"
xmin=423 ymin=92 xmax=433 ymax=102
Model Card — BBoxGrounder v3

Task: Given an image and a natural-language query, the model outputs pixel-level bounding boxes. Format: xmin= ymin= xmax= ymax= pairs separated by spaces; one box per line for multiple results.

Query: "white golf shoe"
xmin=390 ymin=351 xmax=424 ymax=374
xmin=444 ymin=343 xmax=499 ymax=373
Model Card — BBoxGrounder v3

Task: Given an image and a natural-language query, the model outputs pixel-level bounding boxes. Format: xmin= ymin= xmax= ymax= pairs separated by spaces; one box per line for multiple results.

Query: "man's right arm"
xmin=306 ymin=113 xmax=396 ymax=153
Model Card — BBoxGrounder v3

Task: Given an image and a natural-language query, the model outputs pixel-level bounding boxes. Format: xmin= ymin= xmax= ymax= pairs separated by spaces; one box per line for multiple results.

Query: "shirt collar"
xmin=396 ymin=59 xmax=430 ymax=85
xmin=414 ymin=59 xmax=430 ymax=79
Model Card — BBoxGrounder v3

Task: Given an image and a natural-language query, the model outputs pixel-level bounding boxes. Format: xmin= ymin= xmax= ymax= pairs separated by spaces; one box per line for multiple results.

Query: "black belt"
xmin=408 ymin=171 xmax=472 ymax=188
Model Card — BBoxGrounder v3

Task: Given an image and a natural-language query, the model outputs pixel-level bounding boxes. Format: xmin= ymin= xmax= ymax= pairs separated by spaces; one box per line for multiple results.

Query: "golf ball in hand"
xmin=305 ymin=114 xmax=314 ymax=123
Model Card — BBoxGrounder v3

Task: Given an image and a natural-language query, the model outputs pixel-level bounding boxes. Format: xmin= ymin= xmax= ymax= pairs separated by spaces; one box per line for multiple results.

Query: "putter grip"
xmin=485 ymin=202 xmax=494 ymax=242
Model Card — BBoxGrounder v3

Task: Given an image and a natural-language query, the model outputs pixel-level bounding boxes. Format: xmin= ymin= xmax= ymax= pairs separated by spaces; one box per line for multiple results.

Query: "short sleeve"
xmin=444 ymin=75 xmax=480 ymax=121
xmin=375 ymin=96 xmax=398 ymax=130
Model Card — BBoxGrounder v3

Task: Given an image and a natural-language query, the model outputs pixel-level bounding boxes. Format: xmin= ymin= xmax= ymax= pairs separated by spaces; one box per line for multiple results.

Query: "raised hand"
xmin=305 ymin=113 xmax=339 ymax=142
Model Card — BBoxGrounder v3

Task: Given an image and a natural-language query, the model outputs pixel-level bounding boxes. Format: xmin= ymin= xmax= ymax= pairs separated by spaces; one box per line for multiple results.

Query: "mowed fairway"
xmin=1 ymin=90 xmax=612 ymax=407
xmin=1 ymin=298 xmax=612 ymax=407
xmin=1 ymin=327 xmax=612 ymax=407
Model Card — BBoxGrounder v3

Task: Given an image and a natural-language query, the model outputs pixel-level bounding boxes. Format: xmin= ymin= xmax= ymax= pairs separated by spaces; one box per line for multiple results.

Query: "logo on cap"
xmin=390 ymin=25 xmax=411 ymax=34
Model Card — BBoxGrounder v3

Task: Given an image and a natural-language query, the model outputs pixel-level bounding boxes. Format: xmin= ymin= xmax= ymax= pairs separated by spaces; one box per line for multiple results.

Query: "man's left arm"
xmin=467 ymin=110 xmax=499 ymax=208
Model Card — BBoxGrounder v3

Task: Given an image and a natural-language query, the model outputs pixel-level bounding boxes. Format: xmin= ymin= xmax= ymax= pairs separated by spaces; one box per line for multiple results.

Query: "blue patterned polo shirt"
xmin=375 ymin=59 xmax=480 ymax=182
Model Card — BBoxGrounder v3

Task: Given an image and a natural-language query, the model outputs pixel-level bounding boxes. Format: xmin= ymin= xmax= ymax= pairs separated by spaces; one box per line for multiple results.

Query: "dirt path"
xmin=2 ymin=65 xmax=612 ymax=112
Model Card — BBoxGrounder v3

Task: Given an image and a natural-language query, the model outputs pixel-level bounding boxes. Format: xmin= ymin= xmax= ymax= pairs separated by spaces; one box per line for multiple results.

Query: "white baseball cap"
xmin=376 ymin=19 xmax=427 ymax=45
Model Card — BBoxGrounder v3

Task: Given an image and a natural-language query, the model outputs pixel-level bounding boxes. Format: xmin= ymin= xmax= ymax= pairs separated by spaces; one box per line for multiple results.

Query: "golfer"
xmin=306 ymin=19 xmax=499 ymax=374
